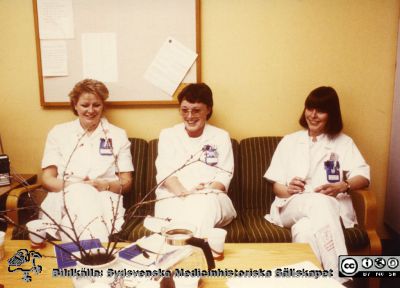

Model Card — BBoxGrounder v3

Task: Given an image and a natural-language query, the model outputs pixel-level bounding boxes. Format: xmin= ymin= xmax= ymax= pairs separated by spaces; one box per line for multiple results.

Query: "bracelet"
xmin=344 ymin=180 xmax=351 ymax=193
xmin=105 ymin=183 xmax=111 ymax=191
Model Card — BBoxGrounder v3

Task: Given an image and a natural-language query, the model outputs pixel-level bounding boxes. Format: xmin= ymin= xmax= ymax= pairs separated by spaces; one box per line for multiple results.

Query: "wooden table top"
xmin=0 ymin=240 xmax=321 ymax=288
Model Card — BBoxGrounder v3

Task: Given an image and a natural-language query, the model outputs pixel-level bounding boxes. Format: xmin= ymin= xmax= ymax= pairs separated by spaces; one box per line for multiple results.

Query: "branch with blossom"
xmin=0 ymin=137 xmax=232 ymax=265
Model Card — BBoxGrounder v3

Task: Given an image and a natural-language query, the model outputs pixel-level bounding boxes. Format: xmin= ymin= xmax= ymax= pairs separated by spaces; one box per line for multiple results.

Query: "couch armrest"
xmin=5 ymin=184 xmax=43 ymax=239
xmin=351 ymin=188 xmax=382 ymax=255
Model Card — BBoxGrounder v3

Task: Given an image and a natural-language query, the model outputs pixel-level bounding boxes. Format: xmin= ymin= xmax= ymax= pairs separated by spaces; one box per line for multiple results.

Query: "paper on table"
xmin=156 ymin=246 xmax=193 ymax=270
xmin=135 ymin=234 xmax=193 ymax=270
xmin=226 ymin=261 xmax=345 ymax=288
xmin=41 ymin=40 xmax=68 ymax=76
xmin=136 ymin=233 xmax=179 ymax=255
xmin=81 ymin=33 xmax=119 ymax=83
xmin=144 ymin=37 xmax=197 ymax=96
xmin=37 ymin=0 xmax=74 ymax=39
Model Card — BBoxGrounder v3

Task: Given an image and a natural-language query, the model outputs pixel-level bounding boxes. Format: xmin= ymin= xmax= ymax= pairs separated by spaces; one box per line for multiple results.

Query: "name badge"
xmin=99 ymin=138 xmax=113 ymax=155
xmin=202 ymin=144 xmax=218 ymax=166
xmin=324 ymin=153 xmax=340 ymax=183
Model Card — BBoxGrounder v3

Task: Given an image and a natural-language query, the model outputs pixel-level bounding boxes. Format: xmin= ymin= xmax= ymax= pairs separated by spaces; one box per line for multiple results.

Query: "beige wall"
xmin=1 ymin=0 xmax=399 ymax=238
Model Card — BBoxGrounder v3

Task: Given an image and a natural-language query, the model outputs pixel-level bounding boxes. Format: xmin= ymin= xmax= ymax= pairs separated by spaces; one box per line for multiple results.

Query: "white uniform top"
xmin=155 ymin=123 xmax=234 ymax=199
xmin=40 ymin=118 xmax=133 ymax=240
xmin=42 ymin=118 xmax=134 ymax=181
xmin=264 ymin=130 xmax=370 ymax=228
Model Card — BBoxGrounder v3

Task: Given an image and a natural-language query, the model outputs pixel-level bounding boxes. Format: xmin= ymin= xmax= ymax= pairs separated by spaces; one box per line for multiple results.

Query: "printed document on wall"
xmin=81 ymin=33 xmax=119 ymax=83
xmin=37 ymin=0 xmax=74 ymax=39
xmin=41 ymin=40 xmax=68 ymax=76
xmin=144 ymin=37 xmax=198 ymax=96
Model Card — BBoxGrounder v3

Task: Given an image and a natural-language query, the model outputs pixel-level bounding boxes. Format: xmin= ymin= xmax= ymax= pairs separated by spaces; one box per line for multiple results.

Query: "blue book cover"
xmin=118 ymin=243 xmax=142 ymax=260
xmin=118 ymin=243 xmax=155 ymax=266
xmin=54 ymin=239 xmax=103 ymax=269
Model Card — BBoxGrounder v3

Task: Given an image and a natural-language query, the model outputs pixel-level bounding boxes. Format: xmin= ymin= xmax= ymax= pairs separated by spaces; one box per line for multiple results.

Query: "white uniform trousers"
xmin=41 ymin=183 xmax=125 ymax=242
xmin=279 ymin=193 xmax=349 ymax=283
xmin=154 ymin=190 xmax=236 ymax=237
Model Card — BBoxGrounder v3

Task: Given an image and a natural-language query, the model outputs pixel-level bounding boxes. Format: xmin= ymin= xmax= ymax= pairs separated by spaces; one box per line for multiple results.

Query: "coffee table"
xmin=0 ymin=240 xmax=321 ymax=287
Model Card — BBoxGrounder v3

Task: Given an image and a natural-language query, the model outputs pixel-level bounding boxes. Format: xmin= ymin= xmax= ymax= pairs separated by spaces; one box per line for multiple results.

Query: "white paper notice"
xmin=81 ymin=33 xmax=118 ymax=83
xmin=144 ymin=37 xmax=198 ymax=96
xmin=41 ymin=40 xmax=68 ymax=76
xmin=37 ymin=0 xmax=74 ymax=39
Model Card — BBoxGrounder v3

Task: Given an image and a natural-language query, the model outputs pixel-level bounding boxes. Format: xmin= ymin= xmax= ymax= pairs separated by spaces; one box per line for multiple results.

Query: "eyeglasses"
xmin=179 ymin=107 xmax=203 ymax=116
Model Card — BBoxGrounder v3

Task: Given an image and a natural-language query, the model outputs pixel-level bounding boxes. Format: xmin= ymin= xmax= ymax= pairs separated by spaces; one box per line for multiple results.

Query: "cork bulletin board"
xmin=33 ymin=0 xmax=201 ymax=106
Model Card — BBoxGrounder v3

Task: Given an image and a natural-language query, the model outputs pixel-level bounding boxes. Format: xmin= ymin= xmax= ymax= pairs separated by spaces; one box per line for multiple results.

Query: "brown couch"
xmin=6 ymin=137 xmax=381 ymax=257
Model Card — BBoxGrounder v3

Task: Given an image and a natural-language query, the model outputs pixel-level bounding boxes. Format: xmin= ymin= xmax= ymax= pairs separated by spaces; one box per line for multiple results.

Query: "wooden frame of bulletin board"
xmin=33 ymin=0 xmax=201 ymax=107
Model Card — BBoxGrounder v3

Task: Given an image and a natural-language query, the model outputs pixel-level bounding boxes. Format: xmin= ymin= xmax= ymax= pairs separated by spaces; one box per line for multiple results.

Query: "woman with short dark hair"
xmin=264 ymin=86 xmax=369 ymax=285
xmin=299 ymin=86 xmax=343 ymax=137
xmin=154 ymin=83 xmax=236 ymax=237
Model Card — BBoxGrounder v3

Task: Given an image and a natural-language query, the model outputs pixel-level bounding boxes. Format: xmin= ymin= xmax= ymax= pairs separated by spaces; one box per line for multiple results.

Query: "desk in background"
xmin=0 ymin=174 xmax=37 ymax=198
xmin=0 ymin=174 xmax=37 ymax=231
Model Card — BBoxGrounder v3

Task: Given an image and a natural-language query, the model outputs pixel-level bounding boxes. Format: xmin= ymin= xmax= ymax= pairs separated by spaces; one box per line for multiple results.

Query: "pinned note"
xmin=144 ymin=37 xmax=198 ymax=96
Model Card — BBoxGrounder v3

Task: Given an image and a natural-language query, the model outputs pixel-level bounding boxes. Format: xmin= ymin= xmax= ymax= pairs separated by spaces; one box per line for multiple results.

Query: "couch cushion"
xmin=226 ymin=139 xmax=241 ymax=210
xmin=344 ymin=225 xmax=370 ymax=250
xmin=126 ymin=138 xmax=148 ymax=209
xmin=143 ymin=139 xmax=159 ymax=212
xmin=118 ymin=217 xmax=152 ymax=242
xmin=239 ymin=137 xmax=282 ymax=211
xmin=224 ymin=217 xmax=249 ymax=243
xmin=237 ymin=208 xmax=368 ymax=249
xmin=241 ymin=209 xmax=292 ymax=243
